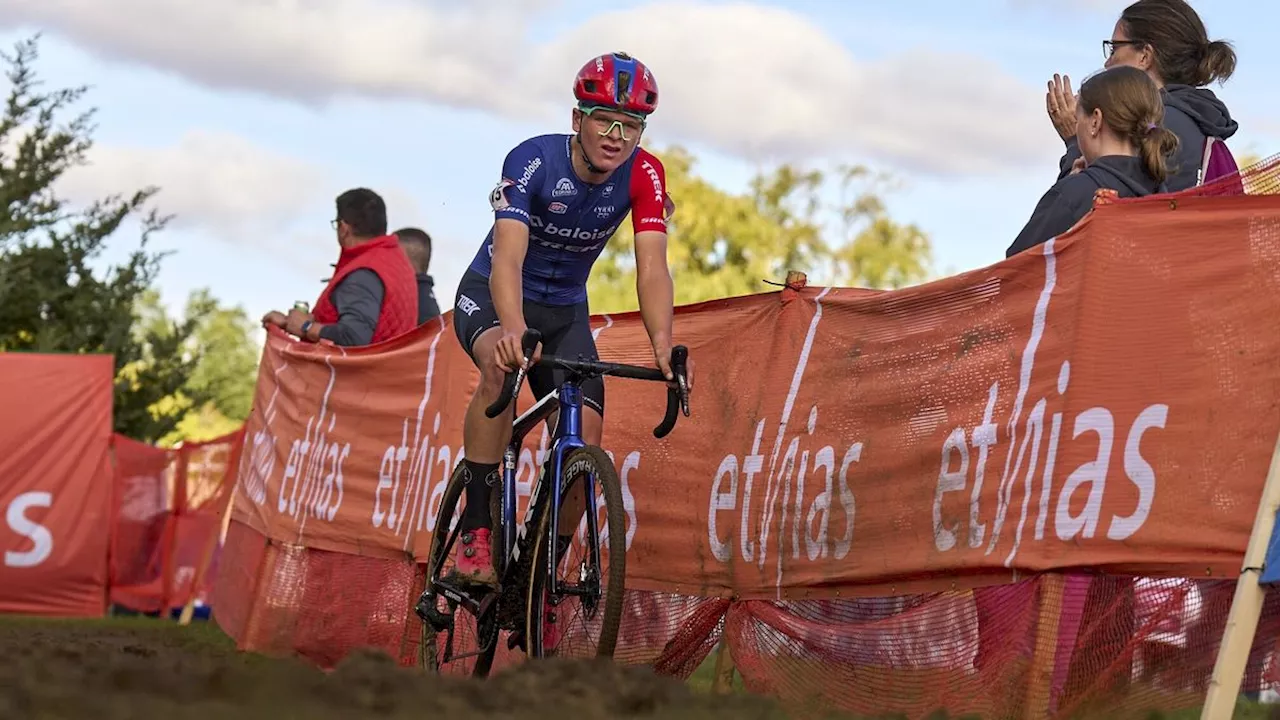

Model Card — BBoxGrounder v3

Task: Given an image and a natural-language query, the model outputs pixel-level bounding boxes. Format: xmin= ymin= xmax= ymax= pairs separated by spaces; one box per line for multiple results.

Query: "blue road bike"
xmin=414 ymin=328 xmax=690 ymax=676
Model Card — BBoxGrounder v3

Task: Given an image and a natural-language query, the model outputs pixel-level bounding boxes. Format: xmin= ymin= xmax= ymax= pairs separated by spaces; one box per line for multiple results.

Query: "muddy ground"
xmin=0 ymin=616 xmax=801 ymax=720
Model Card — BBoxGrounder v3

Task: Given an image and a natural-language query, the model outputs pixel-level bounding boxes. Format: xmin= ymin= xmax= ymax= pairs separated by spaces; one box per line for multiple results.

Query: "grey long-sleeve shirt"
xmin=317 ymin=269 xmax=384 ymax=346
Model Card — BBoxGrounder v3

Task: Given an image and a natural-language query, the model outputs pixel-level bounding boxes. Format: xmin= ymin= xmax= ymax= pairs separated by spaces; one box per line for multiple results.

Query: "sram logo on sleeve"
xmin=489 ymin=178 xmax=515 ymax=211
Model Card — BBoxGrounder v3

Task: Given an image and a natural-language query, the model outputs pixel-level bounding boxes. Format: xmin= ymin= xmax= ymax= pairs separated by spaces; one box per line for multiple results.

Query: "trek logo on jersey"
xmin=530 ymin=215 xmax=616 ymax=242
xmin=536 ymin=238 xmax=608 ymax=253
xmin=548 ymin=201 xmax=568 ymax=214
xmin=640 ymin=160 xmax=663 ymax=204
xmin=552 ymin=177 xmax=577 ymax=198
xmin=595 ymin=205 xmax=616 ymax=219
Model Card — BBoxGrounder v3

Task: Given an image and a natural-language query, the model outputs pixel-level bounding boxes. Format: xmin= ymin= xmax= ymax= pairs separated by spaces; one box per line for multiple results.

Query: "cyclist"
xmin=449 ymin=51 xmax=687 ymax=586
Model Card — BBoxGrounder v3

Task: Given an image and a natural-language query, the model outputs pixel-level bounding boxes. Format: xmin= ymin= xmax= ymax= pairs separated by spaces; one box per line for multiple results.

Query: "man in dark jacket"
xmin=394 ymin=226 xmax=442 ymax=324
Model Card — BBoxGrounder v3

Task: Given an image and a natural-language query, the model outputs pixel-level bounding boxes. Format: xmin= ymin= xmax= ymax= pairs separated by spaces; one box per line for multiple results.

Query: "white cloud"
xmin=1007 ymin=0 xmax=1129 ymax=16
xmin=0 ymin=0 xmax=1059 ymax=176
xmin=0 ymin=0 xmax=540 ymax=112
xmin=57 ymin=130 xmax=327 ymax=239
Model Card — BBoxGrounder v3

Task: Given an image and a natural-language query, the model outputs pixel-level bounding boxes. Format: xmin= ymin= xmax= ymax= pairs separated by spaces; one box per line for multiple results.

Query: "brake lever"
xmin=671 ymin=345 xmax=690 ymax=417
xmin=484 ymin=328 xmax=543 ymax=419
xmin=677 ymin=374 xmax=690 ymax=417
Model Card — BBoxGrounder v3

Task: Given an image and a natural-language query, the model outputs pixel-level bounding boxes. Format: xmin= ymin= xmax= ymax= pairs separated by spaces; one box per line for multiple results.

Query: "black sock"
xmin=459 ymin=460 xmax=499 ymax=532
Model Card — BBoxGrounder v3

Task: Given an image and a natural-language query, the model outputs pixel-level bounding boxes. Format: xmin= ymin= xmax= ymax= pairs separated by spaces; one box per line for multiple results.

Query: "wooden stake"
xmin=1201 ymin=427 xmax=1280 ymax=719
xmin=711 ymin=639 xmax=737 ymax=694
xmin=1025 ymin=573 xmax=1067 ymax=719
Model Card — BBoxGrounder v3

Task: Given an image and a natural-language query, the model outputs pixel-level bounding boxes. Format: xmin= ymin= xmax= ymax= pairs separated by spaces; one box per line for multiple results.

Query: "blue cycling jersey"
xmin=468 ymin=133 xmax=669 ymax=306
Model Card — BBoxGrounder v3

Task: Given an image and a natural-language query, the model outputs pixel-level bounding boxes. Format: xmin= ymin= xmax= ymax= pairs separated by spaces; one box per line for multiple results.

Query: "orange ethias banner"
xmin=0 ymin=353 xmax=115 ymax=616
xmin=230 ymin=194 xmax=1280 ymax=600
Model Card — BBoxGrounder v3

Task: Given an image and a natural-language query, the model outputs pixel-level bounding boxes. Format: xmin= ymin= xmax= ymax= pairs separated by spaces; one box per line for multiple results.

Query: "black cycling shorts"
xmin=453 ymin=269 xmax=604 ymax=415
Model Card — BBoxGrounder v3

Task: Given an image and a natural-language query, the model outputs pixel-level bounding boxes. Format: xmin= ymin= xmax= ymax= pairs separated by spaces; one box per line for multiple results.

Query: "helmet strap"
xmin=574 ymin=128 xmax=607 ymax=175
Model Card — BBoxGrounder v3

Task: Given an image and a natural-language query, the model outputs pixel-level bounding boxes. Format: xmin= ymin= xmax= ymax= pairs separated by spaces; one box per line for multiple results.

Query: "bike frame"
xmin=425 ymin=376 xmax=601 ymax=619
xmin=496 ymin=379 xmax=599 ymax=595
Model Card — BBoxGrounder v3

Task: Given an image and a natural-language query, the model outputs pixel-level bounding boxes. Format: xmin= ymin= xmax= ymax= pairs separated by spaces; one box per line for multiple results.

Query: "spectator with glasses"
xmin=262 ymin=188 xmax=418 ymax=346
xmin=1044 ymin=0 xmax=1239 ymax=191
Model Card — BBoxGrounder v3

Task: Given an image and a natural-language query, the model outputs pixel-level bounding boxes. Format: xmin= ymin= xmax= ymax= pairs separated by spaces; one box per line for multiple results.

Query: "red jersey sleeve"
xmin=629 ymin=148 xmax=673 ymax=235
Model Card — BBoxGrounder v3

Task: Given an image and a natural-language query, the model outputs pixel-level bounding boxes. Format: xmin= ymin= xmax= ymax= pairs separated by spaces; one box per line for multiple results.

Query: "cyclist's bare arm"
xmin=634 ymin=230 xmax=675 ymax=375
xmin=629 ymin=149 xmax=684 ymax=385
xmin=490 ymin=218 xmax=532 ymax=371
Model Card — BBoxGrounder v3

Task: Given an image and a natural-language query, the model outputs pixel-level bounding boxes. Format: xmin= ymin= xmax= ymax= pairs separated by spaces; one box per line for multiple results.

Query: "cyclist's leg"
xmin=452 ymin=270 xmax=514 ymax=585
xmin=545 ymin=301 xmax=605 ymax=538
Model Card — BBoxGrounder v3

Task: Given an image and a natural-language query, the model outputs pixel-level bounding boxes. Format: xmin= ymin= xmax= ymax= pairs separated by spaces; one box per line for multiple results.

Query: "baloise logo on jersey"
xmin=530 ymin=214 xmax=619 ymax=251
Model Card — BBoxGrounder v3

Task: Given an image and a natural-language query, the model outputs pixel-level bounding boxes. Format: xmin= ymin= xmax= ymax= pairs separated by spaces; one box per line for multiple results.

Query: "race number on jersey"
xmin=489 ymin=178 xmax=514 ymax=211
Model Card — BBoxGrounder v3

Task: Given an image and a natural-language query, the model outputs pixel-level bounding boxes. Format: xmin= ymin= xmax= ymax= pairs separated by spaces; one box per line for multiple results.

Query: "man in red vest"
xmin=262 ymin=188 xmax=418 ymax=345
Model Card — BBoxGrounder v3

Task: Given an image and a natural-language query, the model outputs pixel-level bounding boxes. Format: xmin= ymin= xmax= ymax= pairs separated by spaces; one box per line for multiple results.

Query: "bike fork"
xmin=500 ymin=442 xmax=518 ymax=572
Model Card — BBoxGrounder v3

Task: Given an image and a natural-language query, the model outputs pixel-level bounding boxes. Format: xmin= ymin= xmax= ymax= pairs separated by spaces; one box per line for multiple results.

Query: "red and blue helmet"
xmin=573 ymin=51 xmax=659 ymax=118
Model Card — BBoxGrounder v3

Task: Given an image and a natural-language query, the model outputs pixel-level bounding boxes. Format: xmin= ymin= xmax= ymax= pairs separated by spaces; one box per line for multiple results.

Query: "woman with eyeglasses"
xmin=1008 ymin=66 xmax=1179 ymax=257
xmin=1045 ymin=0 xmax=1238 ymax=192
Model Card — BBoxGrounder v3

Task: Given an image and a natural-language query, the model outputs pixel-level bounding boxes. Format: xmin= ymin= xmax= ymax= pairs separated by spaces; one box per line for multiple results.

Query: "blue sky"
xmin=0 ymin=0 xmax=1274 ymax=323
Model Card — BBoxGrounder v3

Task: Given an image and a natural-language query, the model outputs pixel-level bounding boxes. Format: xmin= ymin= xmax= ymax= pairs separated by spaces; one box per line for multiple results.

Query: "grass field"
xmin=0 ymin=613 xmax=1273 ymax=719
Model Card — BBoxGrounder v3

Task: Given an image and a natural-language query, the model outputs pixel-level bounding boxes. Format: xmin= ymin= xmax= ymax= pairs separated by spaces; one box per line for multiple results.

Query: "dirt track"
xmin=0 ymin=616 xmax=798 ymax=720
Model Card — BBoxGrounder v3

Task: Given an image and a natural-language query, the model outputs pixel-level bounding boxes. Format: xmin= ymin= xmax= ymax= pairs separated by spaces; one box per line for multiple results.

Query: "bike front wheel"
xmin=417 ymin=461 xmax=500 ymax=678
xmin=524 ymin=445 xmax=626 ymax=659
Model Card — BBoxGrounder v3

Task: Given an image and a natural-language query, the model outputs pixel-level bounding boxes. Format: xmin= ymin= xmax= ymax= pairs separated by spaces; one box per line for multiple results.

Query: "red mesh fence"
xmin=211 ymin=154 xmax=1280 ymax=718
xmin=108 ymin=434 xmax=172 ymax=607
xmin=110 ymin=430 xmax=244 ymax=614
xmin=215 ymin=523 xmax=1280 ymax=719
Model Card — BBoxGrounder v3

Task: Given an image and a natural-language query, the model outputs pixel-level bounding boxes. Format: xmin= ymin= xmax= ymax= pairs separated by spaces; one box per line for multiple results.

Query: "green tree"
xmin=113 ymin=289 xmax=212 ymax=443
xmin=586 ymin=146 xmax=933 ymax=313
xmin=182 ymin=288 xmax=258 ymax=421
xmin=829 ymin=165 xmax=931 ymax=290
xmin=0 ymin=34 xmax=197 ymax=442
xmin=158 ymin=289 xmax=260 ymax=447
xmin=118 ymin=288 xmax=260 ymax=448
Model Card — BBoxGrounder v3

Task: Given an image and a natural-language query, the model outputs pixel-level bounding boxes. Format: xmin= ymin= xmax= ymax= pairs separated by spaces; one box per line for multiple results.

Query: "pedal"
xmin=413 ymin=592 xmax=453 ymax=633
xmin=507 ymin=628 xmax=527 ymax=652
xmin=443 ymin=623 xmax=457 ymax=663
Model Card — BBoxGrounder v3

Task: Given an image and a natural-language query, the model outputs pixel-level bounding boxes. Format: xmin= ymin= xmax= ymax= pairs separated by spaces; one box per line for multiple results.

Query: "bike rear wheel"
xmin=524 ymin=445 xmax=626 ymax=659
xmin=418 ymin=462 xmax=500 ymax=678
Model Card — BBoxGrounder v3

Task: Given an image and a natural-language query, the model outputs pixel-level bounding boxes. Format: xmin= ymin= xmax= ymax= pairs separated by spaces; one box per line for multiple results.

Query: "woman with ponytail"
xmin=1046 ymin=0 xmax=1239 ymax=191
xmin=1008 ymin=66 xmax=1178 ymax=257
